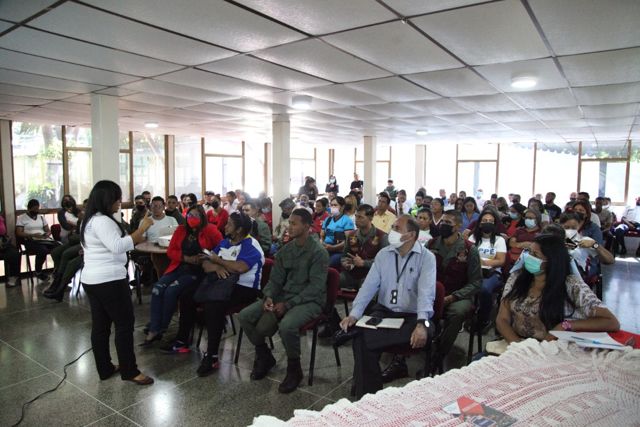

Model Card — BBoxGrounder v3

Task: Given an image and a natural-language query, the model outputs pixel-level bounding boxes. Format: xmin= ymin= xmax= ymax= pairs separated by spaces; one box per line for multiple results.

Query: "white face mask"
xmin=330 ymin=207 xmax=340 ymax=217
xmin=387 ymin=229 xmax=405 ymax=248
xmin=603 ymin=204 xmax=610 ymax=210
xmin=565 ymin=229 xmax=578 ymax=240
xmin=112 ymin=208 xmax=122 ymax=223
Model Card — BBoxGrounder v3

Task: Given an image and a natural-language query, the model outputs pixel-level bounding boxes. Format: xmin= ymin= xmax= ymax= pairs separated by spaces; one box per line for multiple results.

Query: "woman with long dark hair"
xmin=572 ymin=200 xmax=603 ymax=244
xmin=496 ymin=234 xmax=619 ymax=343
xmin=81 ymin=180 xmax=154 ymax=385
xmin=461 ymin=197 xmax=480 ymax=230
xmin=141 ymin=205 xmax=222 ymax=346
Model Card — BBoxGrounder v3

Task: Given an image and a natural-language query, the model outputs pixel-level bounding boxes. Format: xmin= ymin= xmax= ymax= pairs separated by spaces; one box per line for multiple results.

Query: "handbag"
xmin=193 ymin=272 xmax=240 ymax=303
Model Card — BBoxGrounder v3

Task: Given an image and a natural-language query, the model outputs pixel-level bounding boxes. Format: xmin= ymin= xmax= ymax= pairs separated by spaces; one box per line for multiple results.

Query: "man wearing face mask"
xmin=426 ymin=210 xmax=482 ymax=369
xmin=165 ymin=195 xmax=185 ymax=225
xmin=203 ymin=191 xmax=216 ymax=214
xmin=339 ymin=215 xmax=436 ymax=399
xmin=16 ymin=199 xmax=59 ymax=281
xmin=142 ymin=190 xmax=152 ymax=208
xmin=130 ymin=195 xmax=148 ymax=232
xmin=206 ymin=194 xmax=229 ymax=235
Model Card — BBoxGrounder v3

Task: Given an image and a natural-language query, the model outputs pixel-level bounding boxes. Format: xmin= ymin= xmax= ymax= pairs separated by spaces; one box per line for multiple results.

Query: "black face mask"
xmin=211 ymin=200 xmax=220 ymax=209
xmin=574 ymin=212 xmax=585 ymax=222
xmin=282 ymin=212 xmax=291 ymax=219
xmin=569 ymin=198 xmax=577 ymax=203
xmin=136 ymin=204 xmax=146 ymax=212
xmin=439 ymin=223 xmax=455 ymax=238
xmin=480 ymin=223 xmax=495 ymax=234
xmin=28 ymin=210 xmax=38 ymax=218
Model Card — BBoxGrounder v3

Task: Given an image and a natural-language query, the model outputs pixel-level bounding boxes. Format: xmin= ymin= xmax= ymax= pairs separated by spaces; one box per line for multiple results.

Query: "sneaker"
xmin=159 ymin=340 xmax=191 ymax=354
xmin=197 ymin=353 xmax=220 ymax=377
xmin=381 ymin=356 xmax=408 ymax=383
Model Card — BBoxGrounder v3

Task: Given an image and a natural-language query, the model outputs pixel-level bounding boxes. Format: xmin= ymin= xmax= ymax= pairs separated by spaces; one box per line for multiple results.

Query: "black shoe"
xmin=139 ymin=334 xmax=163 ymax=347
xmin=43 ymin=292 xmax=64 ymax=302
xmin=278 ymin=358 xmax=303 ymax=393
xmin=333 ymin=328 xmax=359 ymax=348
xmin=197 ymin=353 xmax=220 ymax=377
xmin=381 ymin=356 xmax=408 ymax=384
xmin=318 ymin=323 xmax=335 ymax=339
xmin=250 ymin=344 xmax=276 ymax=380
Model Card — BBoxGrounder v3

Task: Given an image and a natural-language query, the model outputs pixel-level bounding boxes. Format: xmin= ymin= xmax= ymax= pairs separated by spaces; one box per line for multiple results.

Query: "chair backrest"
xmin=51 ymin=224 xmax=62 ymax=242
xmin=433 ymin=281 xmax=446 ymax=322
xmin=260 ymin=258 xmax=274 ymax=290
xmin=325 ymin=267 xmax=340 ymax=308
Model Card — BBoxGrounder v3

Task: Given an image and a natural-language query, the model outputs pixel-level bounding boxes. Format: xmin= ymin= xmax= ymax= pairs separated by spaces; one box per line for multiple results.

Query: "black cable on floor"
xmin=11 ymin=348 xmax=93 ymax=427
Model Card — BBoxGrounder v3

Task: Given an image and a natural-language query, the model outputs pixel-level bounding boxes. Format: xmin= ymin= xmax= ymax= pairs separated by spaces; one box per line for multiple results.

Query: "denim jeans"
xmin=148 ymin=265 xmax=203 ymax=334
xmin=478 ymin=272 xmax=502 ymax=325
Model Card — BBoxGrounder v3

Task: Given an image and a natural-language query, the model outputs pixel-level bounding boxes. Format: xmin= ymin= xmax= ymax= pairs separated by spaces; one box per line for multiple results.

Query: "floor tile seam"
xmin=113 ymin=375 xmax=200 ymax=413
xmin=1 ymin=319 xmax=94 ymax=344
xmin=0 ymin=372 xmax=51 ymax=392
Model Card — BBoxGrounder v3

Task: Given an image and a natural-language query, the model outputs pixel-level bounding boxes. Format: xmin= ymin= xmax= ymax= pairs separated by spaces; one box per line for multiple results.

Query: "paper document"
xmin=550 ymin=331 xmax=629 ymax=350
xmin=356 ymin=315 xmax=404 ymax=330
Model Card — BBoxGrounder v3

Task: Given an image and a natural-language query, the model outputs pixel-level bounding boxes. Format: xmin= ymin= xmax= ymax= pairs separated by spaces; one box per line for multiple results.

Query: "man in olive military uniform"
xmin=238 ymin=208 xmax=329 ymax=393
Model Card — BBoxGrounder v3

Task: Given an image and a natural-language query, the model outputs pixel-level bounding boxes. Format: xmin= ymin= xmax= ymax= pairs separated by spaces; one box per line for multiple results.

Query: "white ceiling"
xmin=0 ymin=0 xmax=638 ymax=146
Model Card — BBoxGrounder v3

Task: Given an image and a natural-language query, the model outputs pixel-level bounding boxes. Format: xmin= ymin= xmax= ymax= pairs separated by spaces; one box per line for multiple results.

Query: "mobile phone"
xmin=365 ymin=317 xmax=383 ymax=326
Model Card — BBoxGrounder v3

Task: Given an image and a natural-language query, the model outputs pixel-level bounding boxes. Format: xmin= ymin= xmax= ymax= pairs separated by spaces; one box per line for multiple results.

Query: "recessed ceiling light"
xmin=416 ymin=129 xmax=428 ymax=136
xmin=511 ymin=74 xmax=538 ymax=89
xmin=292 ymin=95 xmax=312 ymax=110
xmin=145 ymin=121 xmax=159 ymax=129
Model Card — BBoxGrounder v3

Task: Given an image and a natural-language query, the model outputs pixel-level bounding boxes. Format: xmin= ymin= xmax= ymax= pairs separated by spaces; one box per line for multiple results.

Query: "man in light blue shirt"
xmin=340 ymin=215 xmax=436 ymax=399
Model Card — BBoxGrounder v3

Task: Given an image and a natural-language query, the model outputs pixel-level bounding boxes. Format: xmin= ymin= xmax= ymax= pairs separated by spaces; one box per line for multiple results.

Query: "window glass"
xmin=389 ymin=144 xmax=415 ymax=193
xmin=498 ymin=143 xmax=534 ymax=199
xmin=120 ymin=131 xmax=130 ymax=150
xmin=290 ymin=141 xmax=315 ymax=159
xmin=67 ymin=150 xmax=93 ymax=203
xmin=291 ymin=158 xmax=316 ymax=195
xmin=355 ymin=161 xmax=390 ymax=195
xmin=535 ymin=142 xmax=579 ymax=202
xmin=205 ymin=156 xmax=243 ymax=195
xmin=457 ymin=161 xmax=497 ymax=196
xmin=119 ymin=153 xmax=130 ymax=203
xmin=457 ymin=143 xmax=498 ymax=161
xmin=581 ymin=140 xmax=628 ymax=159
xmin=204 ymin=138 xmax=242 ymax=155
xmin=244 ymin=139 xmax=265 ymax=198
xmin=12 ymin=122 xmax=63 ymax=209
xmin=132 ymin=132 xmax=165 ymax=198
xmin=333 ymin=146 xmax=355 ymax=195
xmin=65 ymin=126 xmax=91 ymax=148
xmin=426 ymin=143 xmax=456 ymax=198
xmin=175 ymin=135 xmax=202 ymax=198
xmin=580 ymin=161 xmax=626 ymax=203
xmin=628 ymin=145 xmax=640 ymax=206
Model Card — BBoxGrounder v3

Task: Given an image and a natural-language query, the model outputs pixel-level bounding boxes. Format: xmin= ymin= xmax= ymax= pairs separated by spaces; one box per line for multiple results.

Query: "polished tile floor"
xmin=0 ymin=250 xmax=638 ymax=427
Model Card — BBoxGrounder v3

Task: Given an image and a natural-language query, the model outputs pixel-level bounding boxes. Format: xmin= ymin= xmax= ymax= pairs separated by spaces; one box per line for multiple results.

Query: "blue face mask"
xmin=509 ymin=212 xmax=519 ymax=220
xmin=524 ymin=218 xmax=537 ymax=229
xmin=524 ymin=252 xmax=544 ymax=275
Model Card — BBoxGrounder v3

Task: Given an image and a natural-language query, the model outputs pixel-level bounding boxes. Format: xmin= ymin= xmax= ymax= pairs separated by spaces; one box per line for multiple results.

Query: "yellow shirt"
xmin=372 ymin=210 xmax=395 ymax=233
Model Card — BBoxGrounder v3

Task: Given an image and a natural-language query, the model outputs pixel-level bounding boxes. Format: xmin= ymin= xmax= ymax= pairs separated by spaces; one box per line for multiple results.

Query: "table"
xmin=134 ymin=241 xmax=169 ymax=278
xmin=252 ymin=339 xmax=640 ymax=426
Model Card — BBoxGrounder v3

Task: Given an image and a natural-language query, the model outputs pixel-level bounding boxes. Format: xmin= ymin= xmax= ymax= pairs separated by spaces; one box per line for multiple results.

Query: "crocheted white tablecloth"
xmin=252 ymin=339 xmax=640 ymax=426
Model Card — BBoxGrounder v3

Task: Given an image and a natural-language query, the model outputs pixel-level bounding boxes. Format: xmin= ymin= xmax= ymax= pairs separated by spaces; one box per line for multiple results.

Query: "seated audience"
xmin=572 ymin=200 xmax=603 ymax=244
xmin=612 ymin=196 xmax=640 ymax=256
xmin=325 ymin=175 xmax=339 ymax=196
xmin=145 ymin=197 xmax=178 ymax=243
xmin=339 ymin=215 xmax=436 ymax=399
xmin=508 ymin=208 xmax=542 ymax=264
xmin=394 ymin=190 xmax=410 ymax=216
xmin=560 ymin=213 xmax=614 ymax=278
xmin=528 ymin=198 xmax=550 ymax=225
xmin=259 ymin=197 xmax=273 ymax=231
xmin=224 ymin=191 xmax=239 ymax=214
xmin=165 ymin=195 xmax=185 ymax=225
xmin=311 ymin=198 xmax=329 ymax=236
xmin=410 ymin=191 xmax=425 ymax=217
xmin=575 ymin=192 xmax=601 ymax=228
xmin=384 ymin=179 xmax=398 ymax=202
xmin=343 ymin=194 xmax=358 ymax=221
xmin=496 ymin=234 xmax=619 ymax=343
xmin=298 ymin=177 xmax=319 ymax=201
xmin=272 ymin=198 xmax=295 ymax=254
xmin=505 ymin=202 xmax=526 ymax=237
xmin=130 ymin=195 xmax=149 ymax=232
xmin=321 ymin=196 xmax=355 ymax=267
xmin=148 ymin=206 xmax=222 ymax=348
xmin=16 ymin=199 xmax=59 ymax=281
xmin=58 ymin=195 xmax=81 ymax=243
xmin=0 ymin=214 xmax=21 ymax=287
xmin=350 ymin=173 xmax=364 ymax=197
xmin=197 ymin=213 xmax=265 ymax=376
xmin=241 ymin=200 xmax=272 ymax=255
xmin=206 ymin=194 xmax=229 ymax=235
xmin=372 ymin=193 xmax=396 ymax=233
xmin=461 ymin=197 xmax=480 ymax=230
xmin=430 ymin=198 xmax=445 ymax=236
xmin=495 ymin=197 xmax=509 ymax=218
xmin=416 ymin=208 xmax=433 ymax=246
xmin=238 ymin=209 xmax=328 ymax=394
xmin=543 ymin=192 xmax=562 ymax=222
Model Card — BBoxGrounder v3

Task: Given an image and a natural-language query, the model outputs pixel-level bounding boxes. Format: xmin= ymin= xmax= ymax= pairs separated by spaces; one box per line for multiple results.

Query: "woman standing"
xmin=81 ymin=180 xmax=154 ymax=385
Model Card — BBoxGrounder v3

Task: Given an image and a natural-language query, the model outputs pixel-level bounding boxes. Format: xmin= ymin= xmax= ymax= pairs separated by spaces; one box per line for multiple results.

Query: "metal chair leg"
xmin=230 ymin=315 xmax=236 ymax=335
xmin=268 ymin=336 xmax=274 ymax=350
xmin=333 ymin=343 xmax=341 ymax=367
xmin=234 ymin=327 xmax=243 ymax=364
xmin=308 ymin=326 xmax=318 ymax=386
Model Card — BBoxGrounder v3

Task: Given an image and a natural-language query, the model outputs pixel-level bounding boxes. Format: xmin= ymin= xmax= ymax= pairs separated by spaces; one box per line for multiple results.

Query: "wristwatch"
xmin=592 ymin=243 xmax=600 ymax=249
xmin=417 ymin=319 xmax=430 ymax=328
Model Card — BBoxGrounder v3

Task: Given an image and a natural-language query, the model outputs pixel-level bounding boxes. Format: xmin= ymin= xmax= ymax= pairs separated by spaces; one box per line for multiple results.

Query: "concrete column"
xmin=415 ymin=144 xmax=426 ymax=191
xmin=90 ymin=94 xmax=119 ymax=184
xmin=166 ymin=135 xmax=175 ymax=198
xmin=363 ymin=136 xmax=377 ymax=205
xmin=271 ymin=114 xmax=290 ymax=223
xmin=0 ymin=120 xmax=16 ymax=239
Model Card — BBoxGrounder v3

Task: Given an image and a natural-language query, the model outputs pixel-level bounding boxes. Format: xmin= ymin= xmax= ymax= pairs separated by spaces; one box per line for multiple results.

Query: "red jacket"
xmin=165 ymin=224 xmax=223 ymax=274
xmin=207 ymin=208 xmax=229 ymax=236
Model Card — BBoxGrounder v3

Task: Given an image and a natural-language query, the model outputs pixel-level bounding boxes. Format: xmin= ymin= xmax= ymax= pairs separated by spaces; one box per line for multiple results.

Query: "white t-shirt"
xmin=145 ymin=215 xmax=178 ymax=243
xmin=81 ymin=214 xmax=134 ymax=284
xmin=468 ymin=235 xmax=507 ymax=270
xmin=16 ymin=213 xmax=48 ymax=236
xmin=418 ymin=229 xmax=432 ymax=246
xmin=60 ymin=211 xmax=79 ymax=240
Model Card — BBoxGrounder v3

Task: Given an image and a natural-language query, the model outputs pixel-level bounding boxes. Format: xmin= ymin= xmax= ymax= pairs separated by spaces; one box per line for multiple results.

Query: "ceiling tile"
xmin=156 ymin=68 xmax=278 ymax=97
xmin=321 ymin=108 xmax=387 ymax=121
xmin=582 ymin=103 xmax=639 ymax=119
xmin=507 ymin=121 xmax=549 ymax=130
xmin=475 ymin=58 xmax=567 ymax=92
xmin=289 ymin=111 xmax=352 ymax=123
xmin=184 ymin=103 xmax=268 ymax=119
xmin=358 ymin=103 xmax=423 ymax=118
xmin=508 ymin=88 xmax=577 ymax=109
xmin=82 ymin=0 xmax=304 ymax=52
xmin=0 ymin=49 xmax=139 ymax=86
xmin=483 ymin=110 xmax=537 ymax=123
xmin=217 ymin=98 xmax=288 ymax=114
xmin=0 ymin=0 xmax=58 ymax=22
xmin=0 ymin=68 xmax=105 ymax=93
xmin=0 ymin=28 xmax=182 ymax=77
xmin=198 ymin=55 xmax=330 ymax=91
xmin=530 ymin=107 xmax=583 ymax=120
xmin=0 ymin=21 xmax=13 ymax=32
xmin=559 ymin=48 xmax=640 ymax=87
xmin=30 ymin=3 xmax=236 ymax=66
xmin=94 ymin=87 xmax=139 ymax=97
xmin=0 ymin=83 xmax=75 ymax=100
xmin=587 ymin=117 xmax=636 ymax=127
xmin=542 ymin=119 xmax=590 ymax=128
xmin=398 ymin=116 xmax=453 ymax=126
xmin=323 ymin=21 xmax=462 ymax=74
xmin=253 ymin=39 xmax=391 ymax=83
xmin=118 ymin=100 xmax=169 ymax=113
xmin=438 ymin=113 xmax=493 ymax=124
xmin=0 ymin=102 xmax=32 ymax=112
xmin=43 ymin=101 xmax=91 ymax=114
xmin=234 ymin=0 xmax=395 ymax=35
xmin=529 ymin=0 xmax=640 ymax=55
xmin=254 ymin=92 xmax=341 ymax=110
xmin=573 ymin=83 xmax=640 ymax=105
xmin=344 ymin=77 xmax=437 ymax=103
xmin=121 ymin=79 xmax=235 ymax=103
xmin=382 ymin=0 xmax=488 ymax=16
xmin=405 ymin=68 xmax=497 ymax=97
xmin=452 ymin=94 xmax=520 ymax=112
xmin=404 ymin=98 xmax=470 ymax=115
xmin=121 ymin=92 xmax=201 ymax=108
xmin=412 ymin=0 xmax=549 ymax=65
xmin=0 ymin=94 xmax=50 ymax=106
xmin=301 ymin=85 xmax=385 ymax=106
xmin=64 ymin=95 xmax=92 ymax=105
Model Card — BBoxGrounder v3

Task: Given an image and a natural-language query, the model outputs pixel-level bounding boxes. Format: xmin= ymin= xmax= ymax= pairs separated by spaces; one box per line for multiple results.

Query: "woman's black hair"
xmin=80 ymin=180 xmax=124 ymax=244
xmin=571 ymin=200 xmax=593 ymax=229
xmin=228 ymin=211 xmax=255 ymax=237
xmin=416 ymin=207 xmax=432 ymax=219
xmin=462 ymin=196 xmax=479 ymax=213
xmin=454 ymin=198 xmax=464 ymax=211
xmin=504 ymin=233 xmax=576 ymax=330
xmin=27 ymin=199 xmax=40 ymax=209
xmin=186 ymin=193 xmax=198 ymax=207
xmin=472 ymin=209 xmax=500 ymax=247
xmin=558 ymin=212 xmax=581 ymax=225
xmin=316 ymin=198 xmax=328 ymax=209
xmin=528 ymin=197 xmax=544 ymax=213
xmin=185 ymin=205 xmax=207 ymax=234
xmin=510 ymin=202 xmax=527 ymax=227
xmin=333 ymin=196 xmax=346 ymax=208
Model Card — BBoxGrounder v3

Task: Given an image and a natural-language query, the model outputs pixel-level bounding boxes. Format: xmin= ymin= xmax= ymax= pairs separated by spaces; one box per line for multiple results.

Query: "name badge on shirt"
xmin=218 ymin=246 xmax=239 ymax=261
